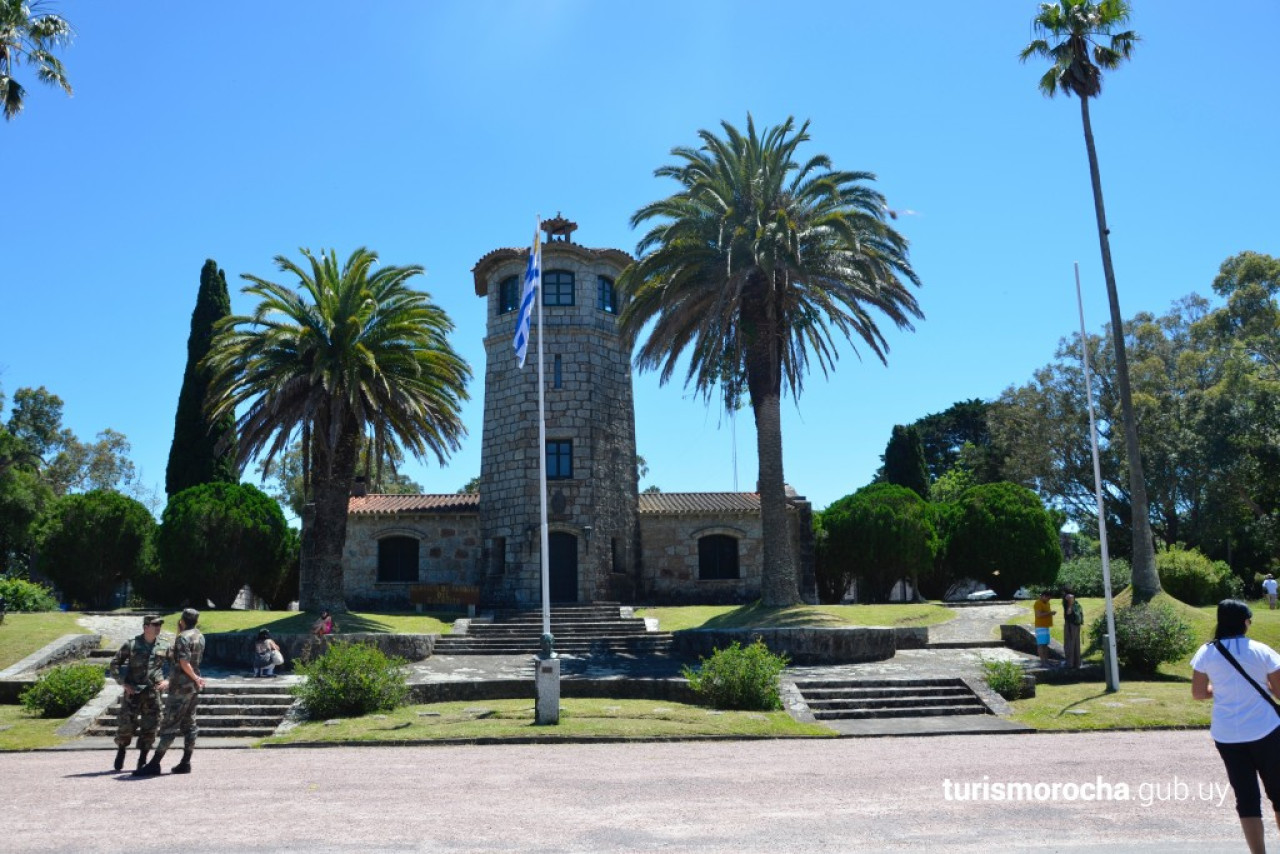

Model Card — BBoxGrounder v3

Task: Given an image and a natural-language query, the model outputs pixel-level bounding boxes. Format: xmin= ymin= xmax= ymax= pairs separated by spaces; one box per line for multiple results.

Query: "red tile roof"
xmin=638 ymin=492 xmax=761 ymax=515
xmin=348 ymin=493 xmax=479 ymax=515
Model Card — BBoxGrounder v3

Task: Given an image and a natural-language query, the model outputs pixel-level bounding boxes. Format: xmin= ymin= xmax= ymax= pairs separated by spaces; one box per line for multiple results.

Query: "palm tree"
xmin=1020 ymin=0 xmax=1160 ymax=600
xmin=205 ymin=248 xmax=471 ymax=612
xmin=618 ymin=116 xmax=922 ymax=606
xmin=0 ymin=0 xmax=72 ymax=120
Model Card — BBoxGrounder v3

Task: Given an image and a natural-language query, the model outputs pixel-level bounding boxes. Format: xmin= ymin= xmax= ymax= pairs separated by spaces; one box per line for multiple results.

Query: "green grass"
xmin=0 ymin=613 xmax=92 ymax=670
xmin=0 ymin=704 xmax=71 ymax=750
xmin=263 ymin=697 xmax=834 ymax=744
xmin=635 ymin=602 xmax=954 ymax=633
xmin=153 ymin=610 xmax=455 ymax=636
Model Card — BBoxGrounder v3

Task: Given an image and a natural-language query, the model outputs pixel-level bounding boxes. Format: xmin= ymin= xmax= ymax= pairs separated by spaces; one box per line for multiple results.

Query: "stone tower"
xmin=472 ymin=216 xmax=639 ymax=606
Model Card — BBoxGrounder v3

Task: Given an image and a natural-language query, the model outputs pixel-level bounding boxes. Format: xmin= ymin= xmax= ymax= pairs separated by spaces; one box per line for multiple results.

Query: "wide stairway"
xmin=793 ymin=677 xmax=991 ymax=721
xmin=86 ymin=681 xmax=295 ymax=739
xmin=431 ymin=603 xmax=673 ymax=656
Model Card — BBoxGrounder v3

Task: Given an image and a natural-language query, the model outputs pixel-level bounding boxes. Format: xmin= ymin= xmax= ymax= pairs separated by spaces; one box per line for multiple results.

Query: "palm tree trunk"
xmin=751 ymin=390 xmax=801 ymax=606
xmin=1080 ymin=95 xmax=1161 ymax=602
xmin=299 ymin=421 xmax=359 ymax=613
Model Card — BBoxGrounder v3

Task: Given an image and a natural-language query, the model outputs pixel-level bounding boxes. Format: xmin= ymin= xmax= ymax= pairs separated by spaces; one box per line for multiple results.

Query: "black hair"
xmin=1215 ymin=599 xmax=1253 ymax=640
xmin=257 ymin=629 xmax=270 ymax=640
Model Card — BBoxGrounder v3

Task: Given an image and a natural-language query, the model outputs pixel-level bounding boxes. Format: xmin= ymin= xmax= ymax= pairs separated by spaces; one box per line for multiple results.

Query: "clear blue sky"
xmin=2 ymin=1 xmax=1276 ymax=514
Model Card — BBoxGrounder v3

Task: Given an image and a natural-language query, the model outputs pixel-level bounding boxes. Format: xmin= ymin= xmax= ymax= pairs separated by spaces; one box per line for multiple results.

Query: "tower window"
xmin=498 ymin=276 xmax=520 ymax=314
xmin=698 ymin=534 xmax=739 ymax=580
xmin=553 ymin=354 xmax=563 ymax=389
xmin=377 ymin=536 xmax=420 ymax=583
xmin=598 ymin=276 xmax=618 ymax=314
xmin=543 ymin=270 xmax=575 ymax=306
xmin=546 ymin=440 xmax=573 ymax=479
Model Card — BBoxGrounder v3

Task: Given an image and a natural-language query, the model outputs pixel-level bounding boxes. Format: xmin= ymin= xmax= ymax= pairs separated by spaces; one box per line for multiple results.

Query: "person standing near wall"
xmin=134 ymin=608 xmax=204 ymax=776
xmin=108 ymin=615 xmax=169 ymax=772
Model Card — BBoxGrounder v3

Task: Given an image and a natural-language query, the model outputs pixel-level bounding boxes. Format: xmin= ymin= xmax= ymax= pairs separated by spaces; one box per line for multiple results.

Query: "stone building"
xmin=341 ymin=217 xmax=815 ymax=609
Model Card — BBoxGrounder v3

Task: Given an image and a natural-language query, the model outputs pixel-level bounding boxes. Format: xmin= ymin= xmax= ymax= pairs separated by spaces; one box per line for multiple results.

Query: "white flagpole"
xmin=1076 ymin=262 xmax=1120 ymax=692
xmin=535 ymin=219 xmax=552 ymax=649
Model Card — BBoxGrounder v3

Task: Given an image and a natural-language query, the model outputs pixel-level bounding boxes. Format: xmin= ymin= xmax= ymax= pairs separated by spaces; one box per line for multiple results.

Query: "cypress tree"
xmin=883 ymin=424 xmax=930 ymax=501
xmin=165 ymin=259 xmax=237 ymax=496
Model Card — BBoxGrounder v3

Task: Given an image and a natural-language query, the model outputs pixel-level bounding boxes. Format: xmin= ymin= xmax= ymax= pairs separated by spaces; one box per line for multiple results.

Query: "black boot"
xmin=171 ymin=748 xmax=193 ymax=774
xmin=112 ymin=746 xmax=127 ymax=772
xmin=132 ymin=748 xmax=165 ymax=777
xmin=135 ymin=749 xmax=149 ymax=772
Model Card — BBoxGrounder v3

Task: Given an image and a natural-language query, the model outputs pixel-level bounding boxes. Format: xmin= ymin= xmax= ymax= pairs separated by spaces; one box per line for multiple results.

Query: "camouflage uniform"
xmin=155 ymin=623 xmax=205 ymax=752
xmin=109 ymin=631 xmax=169 ymax=751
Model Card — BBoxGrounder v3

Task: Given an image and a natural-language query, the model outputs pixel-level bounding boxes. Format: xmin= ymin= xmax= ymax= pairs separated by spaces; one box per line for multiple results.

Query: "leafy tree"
xmin=6 ymin=385 xmax=64 ymax=458
xmin=941 ymin=482 xmax=1061 ymax=598
xmin=912 ymin=399 xmax=1005 ymax=484
xmin=618 ymin=116 xmax=922 ymax=606
xmin=205 ymin=248 xmax=471 ymax=612
xmin=0 ymin=0 xmax=73 ymax=120
xmin=154 ymin=482 xmax=291 ymax=609
xmin=0 ymin=426 xmax=51 ymax=573
xmin=457 ymin=475 xmax=480 ymax=495
xmin=166 ymin=259 xmax=237 ymax=496
xmin=34 ymin=490 xmax=156 ymax=608
xmin=818 ymin=483 xmax=938 ymax=603
xmin=1020 ymin=0 xmax=1157 ymax=600
xmin=882 ymin=424 xmax=929 ymax=500
xmin=257 ymin=437 xmax=424 ymax=518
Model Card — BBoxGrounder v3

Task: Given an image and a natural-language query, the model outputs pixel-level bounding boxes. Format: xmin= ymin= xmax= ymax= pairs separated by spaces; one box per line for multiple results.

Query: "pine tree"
xmin=165 ymin=260 xmax=236 ymax=496
xmin=883 ymin=424 xmax=929 ymax=500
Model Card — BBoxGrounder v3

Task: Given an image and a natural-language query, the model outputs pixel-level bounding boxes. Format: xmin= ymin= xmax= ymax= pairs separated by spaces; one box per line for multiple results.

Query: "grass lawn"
xmin=0 ymin=704 xmax=71 ymax=750
xmin=636 ymin=602 xmax=954 ymax=633
xmin=263 ymin=697 xmax=834 ymax=744
xmin=151 ymin=610 xmax=456 ymax=636
xmin=0 ymin=612 xmax=92 ymax=670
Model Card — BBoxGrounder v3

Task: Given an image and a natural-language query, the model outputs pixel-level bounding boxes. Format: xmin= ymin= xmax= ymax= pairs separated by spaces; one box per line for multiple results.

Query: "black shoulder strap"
xmin=1214 ymin=640 xmax=1280 ymax=712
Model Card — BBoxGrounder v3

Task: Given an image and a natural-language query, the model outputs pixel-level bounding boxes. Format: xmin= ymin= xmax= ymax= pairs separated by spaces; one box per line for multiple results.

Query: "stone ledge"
xmin=202 ymin=633 xmax=438 ymax=668
xmin=1001 ymin=624 xmax=1064 ymax=660
xmin=673 ymin=627 xmax=896 ymax=665
xmin=0 ymin=633 xmax=102 ymax=681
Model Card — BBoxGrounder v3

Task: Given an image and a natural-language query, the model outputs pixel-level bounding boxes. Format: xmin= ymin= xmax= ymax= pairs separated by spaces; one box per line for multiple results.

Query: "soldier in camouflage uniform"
xmin=109 ymin=614 xmax=169 ymax=772
xmin=135 ymin=607 xmax=204 ymax=776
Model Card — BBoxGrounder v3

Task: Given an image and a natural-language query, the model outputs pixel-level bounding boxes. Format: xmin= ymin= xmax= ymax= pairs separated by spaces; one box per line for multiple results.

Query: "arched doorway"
xmin=549 ymin=532 xmax=578 ymax=603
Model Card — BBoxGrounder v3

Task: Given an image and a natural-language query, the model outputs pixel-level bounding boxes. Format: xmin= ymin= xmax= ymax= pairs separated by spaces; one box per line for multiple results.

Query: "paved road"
xmin=0 ymin=730 xmax=1265 ymax=853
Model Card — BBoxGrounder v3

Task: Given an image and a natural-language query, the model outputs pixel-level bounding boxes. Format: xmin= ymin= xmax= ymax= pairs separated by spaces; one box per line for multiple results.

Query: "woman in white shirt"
xmin=1192 ymin=599 xmax=1280 ymax=854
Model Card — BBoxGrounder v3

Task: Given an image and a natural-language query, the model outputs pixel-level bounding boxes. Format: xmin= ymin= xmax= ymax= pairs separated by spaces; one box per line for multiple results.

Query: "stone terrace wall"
xmin=343 ymin=513 xmax=484 ymax=610
xmin=638 ymin=512 xmax=763 ymax=604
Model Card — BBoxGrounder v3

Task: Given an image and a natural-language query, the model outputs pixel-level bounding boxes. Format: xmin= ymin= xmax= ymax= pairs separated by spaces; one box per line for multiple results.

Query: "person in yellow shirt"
xmin=1033 ymin=590 xmax=1057 ymax=666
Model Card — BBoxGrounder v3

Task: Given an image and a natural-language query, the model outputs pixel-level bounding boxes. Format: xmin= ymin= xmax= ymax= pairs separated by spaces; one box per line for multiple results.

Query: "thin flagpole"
xmin=535 ymin=221 xmax=551 ymax=645
xmin=1076 ymin=261 xmax=1120 ymax=692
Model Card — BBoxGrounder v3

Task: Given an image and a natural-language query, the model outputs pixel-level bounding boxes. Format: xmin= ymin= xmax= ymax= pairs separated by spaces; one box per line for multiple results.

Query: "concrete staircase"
xmin=86 ymin=681 xmax=295 ymax=739
xmin=793 ymin=677 xmax=991 ymax=721
xmin=432 ymin=603 xmax=673 ymax=656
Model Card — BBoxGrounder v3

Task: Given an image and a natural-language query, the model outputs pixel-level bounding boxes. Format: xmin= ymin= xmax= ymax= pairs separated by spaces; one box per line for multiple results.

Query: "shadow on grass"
xmin=701 ymin=602 xmax=844 ymax=630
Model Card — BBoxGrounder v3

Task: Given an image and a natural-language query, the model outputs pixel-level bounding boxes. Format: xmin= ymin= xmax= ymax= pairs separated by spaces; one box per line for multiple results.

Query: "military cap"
xmin=143 ymin=614 xmax=164 ymax=626
xmin=181 ymin=607 xmax=200 ymax=625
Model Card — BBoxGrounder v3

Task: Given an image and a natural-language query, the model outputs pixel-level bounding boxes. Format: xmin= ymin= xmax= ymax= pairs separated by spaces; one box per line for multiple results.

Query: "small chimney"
xmin=352 ymin=475 xmax=368 ymax=497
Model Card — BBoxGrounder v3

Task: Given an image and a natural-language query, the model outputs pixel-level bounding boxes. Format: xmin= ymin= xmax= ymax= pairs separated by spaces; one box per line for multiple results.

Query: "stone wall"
xmin=202 ymin=632 xmax=438 ymax=668
xmin=673 ymin=627 xmax=897 ymax=665
xmin=638 ymin=512 xmax=763 ymax=604
xmin=343 ymin=513 xmax=483 ymax=610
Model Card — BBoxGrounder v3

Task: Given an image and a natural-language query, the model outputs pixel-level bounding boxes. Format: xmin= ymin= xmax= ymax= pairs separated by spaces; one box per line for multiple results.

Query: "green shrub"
xmin=19 ymin=663 xmax=106 ymax=717
xmin=1054 ymin=556 xmax=1132 ymax=598
xmin=981 ymin=658 xmax=1028 ymax=700
xmin=291 ymin=642 xmax=409 ymax=719
xmin=1157 ymin=545 xmax=1242 ymax=607
xmin=682 ymin=638 xmax=789 ymax=711
xmin=0 ymin=576 xmax=59 ymax=611
xmin=940 ymin=482 xmax=1061 ymax=598
xmin=1091 ymin=602 xmax=1196 ymax=675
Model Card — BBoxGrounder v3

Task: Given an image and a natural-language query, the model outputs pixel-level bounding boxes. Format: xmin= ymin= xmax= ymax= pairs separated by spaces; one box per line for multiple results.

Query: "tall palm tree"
xmin=618 ymin=116 xmax=922 ymax=606
xmin=0 ymin=0 xmax=72 ymax=120
xmin=1020 ymin=0 xmax=1160 ymax=600
xmin=205 ymin=248 xmax=471 ymax=612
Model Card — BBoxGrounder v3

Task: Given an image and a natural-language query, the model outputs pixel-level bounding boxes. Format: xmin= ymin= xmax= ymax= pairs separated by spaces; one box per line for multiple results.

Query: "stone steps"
xmin=793 ymin=678 xmax=991 ymax=721
xmin=437 ymin=605 xmax=672 ymax=656
xmin=85 ymin=683 xmax=295 ymax=739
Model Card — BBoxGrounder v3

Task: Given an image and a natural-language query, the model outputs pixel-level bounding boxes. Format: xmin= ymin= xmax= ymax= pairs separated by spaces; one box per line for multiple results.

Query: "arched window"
xmin=698 ymin=534 xmax=739 ymax=580
xmin=543 ymin=270 xmax=575 ymax=306
xmin=377 ymin=536 xmax=419 ymax=583
xmin=597 ymin=276 xmax=618 ymax=314
xmin=498 ymin=276 xmax=520 ymax=314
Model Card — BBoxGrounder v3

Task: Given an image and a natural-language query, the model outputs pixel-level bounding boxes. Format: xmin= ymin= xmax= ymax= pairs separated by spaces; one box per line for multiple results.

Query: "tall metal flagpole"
xmin=1076 ymin=262 xmax=1120 ymax=692
xmin=535 ymin=219 xmax=552 ymax=655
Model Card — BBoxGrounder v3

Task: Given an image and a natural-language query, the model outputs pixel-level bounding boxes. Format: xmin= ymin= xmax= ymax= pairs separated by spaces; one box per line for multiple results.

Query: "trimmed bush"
xmin=940 ymin=482 xmax=1061 ymax=599
xmin=817 ymin=483 xmax=939 ymax=603
xmin=0 ymin=575 xmax=59 ymax=611
xmin=981 ymin=658 xmax=1028 ymax=700
xmin=20 ymin=663 xmax=106 ymax=717
xmin=682 ymin=638 xmax=789 ymax=711
xmin=1054 ymin=556 xmax=1132 ymax=598
xmin=1092 ymin=602 xmax=1196 ymax=675
xmin=291 ymin=642 xmax=409 ymax=719
xmin=1156 ymin=545 xmax=1242 ymax=607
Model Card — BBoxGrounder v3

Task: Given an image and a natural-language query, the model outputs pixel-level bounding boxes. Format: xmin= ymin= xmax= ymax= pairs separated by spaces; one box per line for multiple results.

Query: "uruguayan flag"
xmin=513 ymin=226 xmax=541 ymax=368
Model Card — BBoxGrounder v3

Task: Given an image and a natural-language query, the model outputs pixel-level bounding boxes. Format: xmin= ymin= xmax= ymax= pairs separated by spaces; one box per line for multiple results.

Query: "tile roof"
xmin=348 ymin=493 xmax=479 ymax=515
xmin=638 ymin=492 xmax=761 ymax=515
